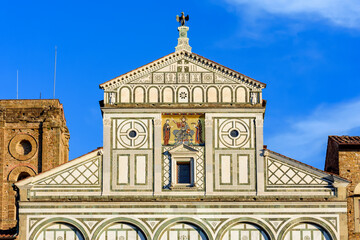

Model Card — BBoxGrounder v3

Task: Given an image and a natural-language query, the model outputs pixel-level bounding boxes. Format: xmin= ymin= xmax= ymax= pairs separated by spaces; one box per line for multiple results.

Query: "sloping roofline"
xmin=329 ymin=135 xmax=360 ymax=145
xmin=99 ymin=50 xmax=266 ymax=89
xmin=265 ymin=148 xmax=350 ymax=183
xmin=15 ymin=147 xmax=103 ymax=186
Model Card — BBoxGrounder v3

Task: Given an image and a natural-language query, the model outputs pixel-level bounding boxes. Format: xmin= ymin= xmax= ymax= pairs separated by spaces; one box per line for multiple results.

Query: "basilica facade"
xmin=15 ymin=22 xmax=349 ymax=240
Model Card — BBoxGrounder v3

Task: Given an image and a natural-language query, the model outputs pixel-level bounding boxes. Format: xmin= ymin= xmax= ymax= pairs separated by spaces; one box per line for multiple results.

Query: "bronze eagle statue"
xmin=176 ymin=12 xmax=189 ymax=26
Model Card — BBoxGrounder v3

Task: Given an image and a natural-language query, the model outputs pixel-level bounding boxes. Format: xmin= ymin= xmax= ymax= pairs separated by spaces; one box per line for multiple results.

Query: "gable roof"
xmin=265 ymin=149 xmax=350 ymax=183
xmin=16 ymin=147 xmax=103 ymax=187
xmin=329 ymin=135 xmax=360 ymax=145
xmin=99 ymin=50 xmax=266 ymax=90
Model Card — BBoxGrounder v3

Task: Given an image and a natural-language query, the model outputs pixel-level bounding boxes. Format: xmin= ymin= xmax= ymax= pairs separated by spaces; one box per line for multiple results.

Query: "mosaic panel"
xmin=162 ymin=113 xmax=204 ymax=146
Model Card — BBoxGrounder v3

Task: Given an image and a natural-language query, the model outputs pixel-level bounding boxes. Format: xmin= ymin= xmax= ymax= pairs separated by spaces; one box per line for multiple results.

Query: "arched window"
xmin=221 ymin=222 xmax=270 ymax=240
xmin=284 ymin=223 xmax=332 ymax=240
xmin=160 ymin=222 xmax=207 ymax=240
xmin=98 ymin=222 xmax=146 ymax=240
xmin=35 ymin=223 xmax=85 ymax=240
xmin=17 ymin=172 xmax=30 ymax=181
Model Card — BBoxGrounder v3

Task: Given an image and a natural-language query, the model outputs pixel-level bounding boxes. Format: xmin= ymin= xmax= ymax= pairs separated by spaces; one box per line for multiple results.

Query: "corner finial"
xmin=175 ymin=12 xmax=191 ymax=53
xmin=176 ymin=12 xmax=189 ymax=26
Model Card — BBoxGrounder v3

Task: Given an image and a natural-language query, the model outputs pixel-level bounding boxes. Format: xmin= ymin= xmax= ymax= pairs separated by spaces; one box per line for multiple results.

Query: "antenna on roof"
xmin=53 ymin=46 xmax=57 ymax=99
xmin=16 ymin=70 xmax=18 ymax=99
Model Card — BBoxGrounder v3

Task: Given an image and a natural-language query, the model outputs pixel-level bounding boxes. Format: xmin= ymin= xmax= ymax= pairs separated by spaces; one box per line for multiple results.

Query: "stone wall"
xmin=339 ymin=150 xmax=360 ymax=240
xmin=325 ymin=136 xmax=360 ymax=240
xmin=0 ymin=99 xmax=69 ymax=230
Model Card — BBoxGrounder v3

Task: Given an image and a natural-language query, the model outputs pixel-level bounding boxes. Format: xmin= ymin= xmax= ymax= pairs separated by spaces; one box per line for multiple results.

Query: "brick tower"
xmin=325 ymin=135 xmax=360 ymax=240
xmin=0 ymin=99 xmax=69 ymax=231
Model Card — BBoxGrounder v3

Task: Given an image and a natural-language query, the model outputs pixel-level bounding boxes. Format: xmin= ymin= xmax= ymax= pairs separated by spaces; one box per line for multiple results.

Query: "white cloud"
xmin=267 ymin=98 xmax=360 ymax=168
xmin=224 ymin=0 xmax=360 ymax=29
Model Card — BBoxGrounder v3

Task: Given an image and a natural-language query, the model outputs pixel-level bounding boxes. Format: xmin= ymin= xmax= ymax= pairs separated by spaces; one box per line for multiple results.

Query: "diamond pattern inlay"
xmin=267 ymin=158 xmax=328 ymax=185
xmin=162 ymin=146 xmax=204 ymax=190
xmin=37 ymin=158 xmax=100 ymax=185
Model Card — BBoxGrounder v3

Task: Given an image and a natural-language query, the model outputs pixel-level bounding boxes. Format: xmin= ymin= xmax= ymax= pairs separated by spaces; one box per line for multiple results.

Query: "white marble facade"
xmin=16 ymin=25 xmax=349 ymax=240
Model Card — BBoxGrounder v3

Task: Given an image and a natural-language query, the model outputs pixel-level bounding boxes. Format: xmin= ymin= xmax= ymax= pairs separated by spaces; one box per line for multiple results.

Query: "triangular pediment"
xmin=16 ymin=148 xmax=103 ymax=198
xmin=168 ymin=144 xmax=198 ymax=154
xmin=264 ymin=149 xmax=348 ymax=193
xmin=99 ymin=51 xmax=265 ymax=91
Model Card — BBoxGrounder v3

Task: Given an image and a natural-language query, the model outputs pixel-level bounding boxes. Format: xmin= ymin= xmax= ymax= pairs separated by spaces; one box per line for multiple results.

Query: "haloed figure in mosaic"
xmin=163 ymin=119 xmax=171 ymax=146
xmin=192 ymin=119 xmax=203 ymax=145
xmin=172 ymin=116 xmax=194 ymax=145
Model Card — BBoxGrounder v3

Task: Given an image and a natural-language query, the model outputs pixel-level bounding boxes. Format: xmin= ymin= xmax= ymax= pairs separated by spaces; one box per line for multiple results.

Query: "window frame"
xmin=169 ymin=145 xmax=198 ymax=189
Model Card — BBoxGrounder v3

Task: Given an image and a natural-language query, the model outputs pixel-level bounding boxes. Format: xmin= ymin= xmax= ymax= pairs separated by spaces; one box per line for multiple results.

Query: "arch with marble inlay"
xmin=278 ymin=218 xmax=336 ymax=240
xmin=154 ymin=217 xmax=213 ymax=240
xmin=192 ymin=86 xmax=204 ymax=103
xmin=235 ymin=86 xmax=247 ymax=103
xmin=206 ymin=86 xmax=218 ymax=103
xmin=162 ymin=87 xmax=174 ymax=103
xmin=92 ymin=217 xmax=151 ymax=240
xmin=134 ymin=86 xmax=146 ymax=103
xmin=217 ymin=218 xmax=274 ymax=240
xmin=30 ymin=218 xmax=88 ymax=240
xmin=176 ymin=86 xmax=190 ymax=103
xmin=221 ymin=86 xmax=233 ymax=103
xmin=148 ymin=87 xmax=159 ymax=103
xmin=119 ymin=86 xmax=131 ymax=103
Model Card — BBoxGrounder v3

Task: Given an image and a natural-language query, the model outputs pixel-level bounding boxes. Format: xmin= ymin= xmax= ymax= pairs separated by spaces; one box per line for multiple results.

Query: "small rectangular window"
xmin=177 ymin=162 xmax=191 ymax=184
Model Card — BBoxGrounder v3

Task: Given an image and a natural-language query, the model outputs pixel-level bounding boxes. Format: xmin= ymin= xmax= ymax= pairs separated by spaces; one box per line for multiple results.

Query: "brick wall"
xmin=0 ymin=100 xmax=69 ymax=230
xmin=325 ymin=136 xmax=360 ymax=240
xmin=339 ymin=150 xmax=360 ymax=240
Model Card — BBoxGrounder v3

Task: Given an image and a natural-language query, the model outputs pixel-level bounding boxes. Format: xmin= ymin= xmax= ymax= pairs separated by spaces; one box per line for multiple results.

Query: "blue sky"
xmin=1 ymin=0 xmax=359 ymax=169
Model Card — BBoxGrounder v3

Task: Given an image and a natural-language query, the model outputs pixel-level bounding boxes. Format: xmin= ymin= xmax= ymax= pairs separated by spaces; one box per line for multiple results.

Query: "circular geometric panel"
xmin=117 ymin=120 xmax=148 ymax=148
xmin=219 ymin=119 xmax=249 ymax=148
xmin=9 ymin=134 xmax=37 ymax=161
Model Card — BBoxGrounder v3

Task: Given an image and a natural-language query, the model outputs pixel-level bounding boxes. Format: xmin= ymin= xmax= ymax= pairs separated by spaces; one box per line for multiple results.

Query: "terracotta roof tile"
xmin=329 ymin=135 xmax=360 ymax=145
xmin=0 ymin=233 xmax=16 ymax=239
